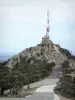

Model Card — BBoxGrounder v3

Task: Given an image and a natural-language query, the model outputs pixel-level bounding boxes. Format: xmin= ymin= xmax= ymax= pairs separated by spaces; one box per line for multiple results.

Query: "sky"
xmin=0 ymin=0 xmax=75 ymax=55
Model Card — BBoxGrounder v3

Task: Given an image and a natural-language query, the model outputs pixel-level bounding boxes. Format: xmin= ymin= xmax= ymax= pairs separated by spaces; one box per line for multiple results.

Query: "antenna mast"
xmin=46 ymin=9 xmax=50 ymax=39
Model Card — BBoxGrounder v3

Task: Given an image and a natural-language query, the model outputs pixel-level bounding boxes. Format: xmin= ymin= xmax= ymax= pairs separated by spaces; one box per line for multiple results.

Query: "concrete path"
xmin=26 ymin=85 xmax=60 ymax=100
xmin=25 ymin=66 xmax=61 ymax=100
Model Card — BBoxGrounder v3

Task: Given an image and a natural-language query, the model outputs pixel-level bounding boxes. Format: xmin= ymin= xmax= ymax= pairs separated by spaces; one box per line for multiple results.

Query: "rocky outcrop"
xmin=5 ymin=37 xmax=69 ymax=69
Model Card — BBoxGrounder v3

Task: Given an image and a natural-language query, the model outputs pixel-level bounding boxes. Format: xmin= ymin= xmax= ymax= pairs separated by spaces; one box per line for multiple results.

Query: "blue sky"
xmin=0 ymin=0 xmax=75 ymax=55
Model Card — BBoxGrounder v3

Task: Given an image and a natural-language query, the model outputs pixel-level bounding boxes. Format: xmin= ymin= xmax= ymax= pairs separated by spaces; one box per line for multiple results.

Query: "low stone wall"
xmin=23 ymin=78 xmax=59 ymax=90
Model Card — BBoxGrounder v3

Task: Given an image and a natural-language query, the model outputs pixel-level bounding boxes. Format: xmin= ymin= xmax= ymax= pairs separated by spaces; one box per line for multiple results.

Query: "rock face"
xmin=5 ymin=36 xmax=70 ymax=69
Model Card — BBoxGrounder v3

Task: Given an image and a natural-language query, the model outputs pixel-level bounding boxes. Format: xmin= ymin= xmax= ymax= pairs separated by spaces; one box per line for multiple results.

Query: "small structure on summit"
xmin=42 ymin=9 xmax=50 ymax=45
xmin=39 ymin=10 xmax=54 ymax=55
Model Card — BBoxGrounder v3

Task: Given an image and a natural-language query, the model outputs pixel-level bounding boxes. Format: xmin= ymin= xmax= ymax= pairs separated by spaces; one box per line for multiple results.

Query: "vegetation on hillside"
xmin=54 ymin=60 xmax=75 ymax=99
xmin=0 ymin=57 xmax=55 ymax=96
xmin=59 ymin=46 xmax=71 ymax=57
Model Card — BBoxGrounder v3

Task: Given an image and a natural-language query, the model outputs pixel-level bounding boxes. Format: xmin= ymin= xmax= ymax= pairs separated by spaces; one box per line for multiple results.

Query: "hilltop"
xmin=5 ymin=36 xmax=70 ymax=69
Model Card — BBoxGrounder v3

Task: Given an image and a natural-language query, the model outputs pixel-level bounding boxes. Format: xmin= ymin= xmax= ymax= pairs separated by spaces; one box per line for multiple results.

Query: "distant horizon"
xmin=0 ymin=41 xmax=75 ymax=56
xmin=0 ymin=42 xmax=75 ymax=62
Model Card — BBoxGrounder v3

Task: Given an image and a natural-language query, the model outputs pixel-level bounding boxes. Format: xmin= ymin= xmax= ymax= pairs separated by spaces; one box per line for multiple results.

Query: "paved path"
xmin=49 ymin=65 xmax=62 ymax=79
xmin=28 ymin=65 xmax=61 ymax=88
xmin=25 ymin=66 xmax=61 ymax=100
xmin=26 ymin=85 xmax=60 ymax=100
